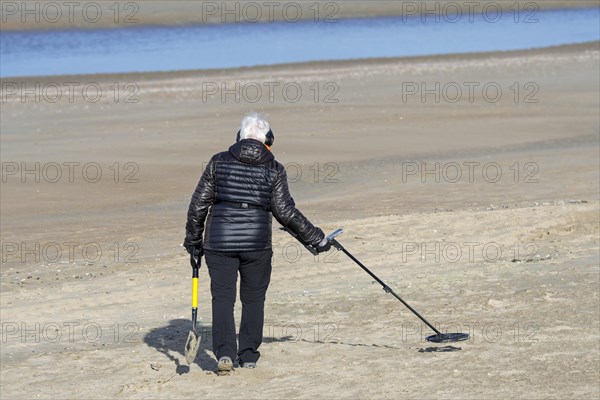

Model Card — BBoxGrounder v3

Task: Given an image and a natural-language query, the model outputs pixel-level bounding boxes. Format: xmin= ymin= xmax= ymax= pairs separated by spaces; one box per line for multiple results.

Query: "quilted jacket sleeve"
xmin=270 ymin=164 xmax=325 ymax=247
xmin=184 ymin=157 xmax=217 ymax=253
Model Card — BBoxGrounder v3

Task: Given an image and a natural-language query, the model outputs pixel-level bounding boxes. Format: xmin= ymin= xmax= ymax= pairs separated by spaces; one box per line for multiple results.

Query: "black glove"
xmin=186 ymin=245 xmax=202 ymax=269
xmin=315 ymin=237 xmax=331 ymax=253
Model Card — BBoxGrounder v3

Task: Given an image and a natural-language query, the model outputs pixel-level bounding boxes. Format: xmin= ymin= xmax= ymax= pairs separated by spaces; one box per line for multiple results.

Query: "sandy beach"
xmin=1 ymin=40 xmax=599 ymax=399
xmin=1 ymin=0 xmax=598 ymax=30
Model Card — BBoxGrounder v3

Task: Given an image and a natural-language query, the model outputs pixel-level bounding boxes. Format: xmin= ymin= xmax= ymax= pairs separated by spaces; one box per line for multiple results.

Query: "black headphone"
xmin=237 ymin=129 xmax=275 ymax=147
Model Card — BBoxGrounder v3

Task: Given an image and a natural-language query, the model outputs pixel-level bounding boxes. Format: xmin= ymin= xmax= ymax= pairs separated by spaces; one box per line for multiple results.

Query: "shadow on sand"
xmin=144 ymin=319 xmax=297 ymax=375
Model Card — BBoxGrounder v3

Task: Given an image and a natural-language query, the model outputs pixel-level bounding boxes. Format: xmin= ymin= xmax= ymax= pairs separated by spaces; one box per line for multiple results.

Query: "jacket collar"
xmin=229 ymin=139 xmax=274 ymax=165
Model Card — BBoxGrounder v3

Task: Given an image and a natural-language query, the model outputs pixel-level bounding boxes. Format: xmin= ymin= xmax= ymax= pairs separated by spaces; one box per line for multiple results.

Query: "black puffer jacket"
xmin=184 ymin=139 xmax=324 ymax=252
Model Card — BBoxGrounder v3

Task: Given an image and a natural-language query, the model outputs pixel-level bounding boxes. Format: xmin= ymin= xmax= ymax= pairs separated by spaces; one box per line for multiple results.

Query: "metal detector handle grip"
xmin=326 ymin=228 xmax=344 ymax=243
xmin=280 ymin=226 xmax=319 ymax=255
xmin=326 ymin=228 xmax=344 ymax=251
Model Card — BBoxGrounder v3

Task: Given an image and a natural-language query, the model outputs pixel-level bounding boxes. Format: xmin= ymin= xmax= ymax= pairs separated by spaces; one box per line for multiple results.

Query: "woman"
xmin=184 ymin=112 xmax=330 ymax=371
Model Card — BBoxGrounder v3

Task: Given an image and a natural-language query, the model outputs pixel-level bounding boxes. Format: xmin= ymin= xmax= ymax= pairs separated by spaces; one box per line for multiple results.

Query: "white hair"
xmin=239 ymin=112 xmax=270 ymax=143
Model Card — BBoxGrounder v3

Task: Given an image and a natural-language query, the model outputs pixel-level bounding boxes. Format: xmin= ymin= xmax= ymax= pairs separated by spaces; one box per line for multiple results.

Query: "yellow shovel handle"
xmin=191 ymin=277 xmax=198 ymax=308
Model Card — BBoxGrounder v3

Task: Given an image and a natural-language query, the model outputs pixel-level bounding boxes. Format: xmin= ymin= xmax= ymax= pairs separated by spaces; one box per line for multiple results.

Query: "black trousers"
xmin=204 ymin=249 xmax=272 ymax=364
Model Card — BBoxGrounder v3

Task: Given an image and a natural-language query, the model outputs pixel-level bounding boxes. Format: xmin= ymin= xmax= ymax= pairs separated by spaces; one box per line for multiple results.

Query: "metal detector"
xmin=284 ymin=227 xmax=469 ymax=344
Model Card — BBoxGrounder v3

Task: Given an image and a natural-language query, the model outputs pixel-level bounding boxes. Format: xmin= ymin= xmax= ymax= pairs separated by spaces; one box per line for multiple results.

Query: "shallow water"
xmin=1 ymin=7 xmax=599 ymax=78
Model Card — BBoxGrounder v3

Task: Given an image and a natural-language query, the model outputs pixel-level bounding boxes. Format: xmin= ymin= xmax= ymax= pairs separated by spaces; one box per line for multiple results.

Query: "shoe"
xmin=241 ymin=361 xmax=256 ymax=369
xmin=217 ymin=356 xmax=233 ymax=372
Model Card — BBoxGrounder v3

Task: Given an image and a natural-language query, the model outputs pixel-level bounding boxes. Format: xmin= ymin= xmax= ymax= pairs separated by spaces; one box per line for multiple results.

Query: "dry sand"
xmin=1 ymin=0 xmax=598 ymax=31
xmin=1 ymin=43 xmax=599 ymax=398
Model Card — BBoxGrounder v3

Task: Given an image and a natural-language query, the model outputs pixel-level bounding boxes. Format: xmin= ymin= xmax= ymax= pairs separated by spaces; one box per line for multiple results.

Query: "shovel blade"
xmin=184 ymin=330 xmax=201 ymax=365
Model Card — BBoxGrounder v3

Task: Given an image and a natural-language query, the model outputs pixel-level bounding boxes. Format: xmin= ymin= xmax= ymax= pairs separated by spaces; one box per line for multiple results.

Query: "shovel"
xmin=184 ymin=253 xmax=201 ymax=364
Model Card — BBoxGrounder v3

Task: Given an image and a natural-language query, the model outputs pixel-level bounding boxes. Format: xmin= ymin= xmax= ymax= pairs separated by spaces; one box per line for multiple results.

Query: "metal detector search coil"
xmin=426 ymin=332 xmax=470 ymax=343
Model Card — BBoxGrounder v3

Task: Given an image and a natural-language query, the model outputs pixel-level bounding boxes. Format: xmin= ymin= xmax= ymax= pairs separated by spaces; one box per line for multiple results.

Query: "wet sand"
xmin=0 ymin=43 xmax=599 ymax=399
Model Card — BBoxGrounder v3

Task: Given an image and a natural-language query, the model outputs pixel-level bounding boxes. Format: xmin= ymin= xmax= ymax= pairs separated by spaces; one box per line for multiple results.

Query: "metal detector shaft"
xmin=330 ymin=239 xmax=442 ymax=336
